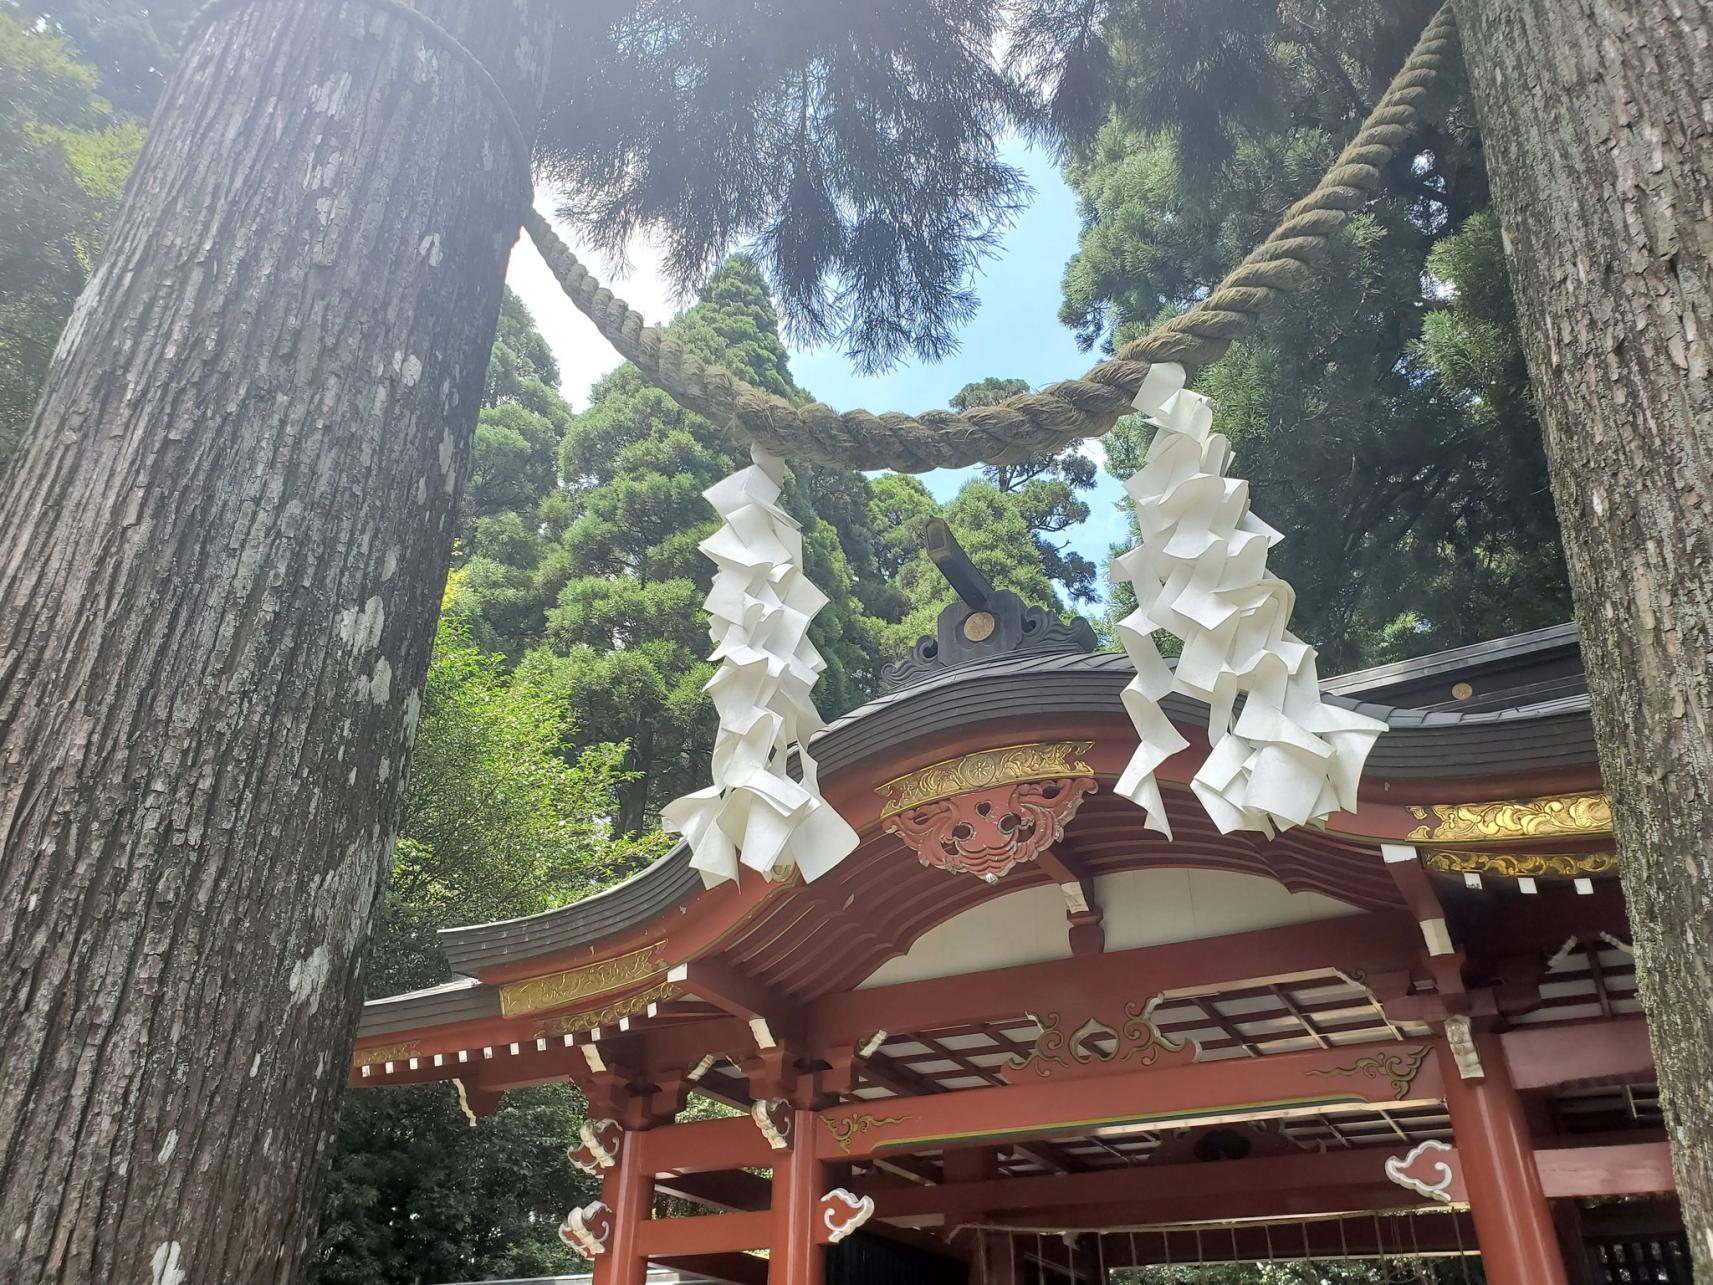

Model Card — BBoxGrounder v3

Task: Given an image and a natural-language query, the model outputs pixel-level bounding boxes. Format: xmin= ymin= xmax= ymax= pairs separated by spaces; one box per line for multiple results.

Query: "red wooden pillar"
xmin=594 ymin=1140 xmax=653 ymax=1285
xmin=1439 ymin=1034 xmax=1568 ymax=1285
xmin=770 ymin=1108 xmax=826 ymax=1285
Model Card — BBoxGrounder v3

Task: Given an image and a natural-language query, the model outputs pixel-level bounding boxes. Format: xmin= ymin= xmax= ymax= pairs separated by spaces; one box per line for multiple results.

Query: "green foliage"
xmin=313 ymin=580 xmax=656 ymax=1282
xmin=1061 ymin=2 xmax=1570 ymax=668
xmin=366 ymin=574 xmax=667 ymax=995
xmin=952 ymin=376 xmax=1099 ymax=603
xmin=309 ymin=1083 xmax=593 ymax=1285
xmin=539 ymin=0 xmax=1029 ymax=369
xmin=0 ymin=8 xmax=144 ymax=465
xmin=458 ymin=256 xmax=931 ymax=831
xmin=11 ymin=1 xmax=196 ymax=117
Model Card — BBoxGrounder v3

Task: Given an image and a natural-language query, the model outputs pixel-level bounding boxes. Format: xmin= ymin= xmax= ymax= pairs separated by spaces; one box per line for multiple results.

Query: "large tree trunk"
xmin=0 ymin=2 xmax=550 ymax=1279
xmin=1450 ymin=0 xmax=1713 ymax=1268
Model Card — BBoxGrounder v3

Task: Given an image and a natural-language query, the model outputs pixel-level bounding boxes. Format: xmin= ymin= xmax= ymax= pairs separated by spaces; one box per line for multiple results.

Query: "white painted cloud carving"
xmin=662 ymin=447 xmax=860 ymax=887
xmin=1110 ymin=364 xmax=1386 ymax=838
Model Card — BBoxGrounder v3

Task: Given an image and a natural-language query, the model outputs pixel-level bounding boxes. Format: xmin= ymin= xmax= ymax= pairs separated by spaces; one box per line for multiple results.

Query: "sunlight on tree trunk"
xmin=0 ymin=1 xmax=551 ymax=1278
xmin=1452 ymin=0 xmax=1713 ymax=1272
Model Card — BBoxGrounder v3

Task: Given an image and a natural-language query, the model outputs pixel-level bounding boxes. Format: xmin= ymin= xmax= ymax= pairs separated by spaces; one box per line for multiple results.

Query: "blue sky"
xmin=506 ymin=135 xmax=1130 ymax=601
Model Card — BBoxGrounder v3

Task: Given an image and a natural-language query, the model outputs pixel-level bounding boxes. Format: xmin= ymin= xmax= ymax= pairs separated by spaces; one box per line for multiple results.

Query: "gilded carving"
xmin=821 ymin=1111 xmax=911 ymax=1155
xmin=885 ymin=776 xmax=1097 ymax=882
xmin=877 ymin=741 xmax=1095 ymax=818
xmin=1422 ymin=848 xmax=1617 ymax=878
xmin=1305 ymin=1046 xmax=1430 ymax=1101
xmin=1006 ymin=998 xmax=1188 ymax=1079
xmin=1405 ymin=792 xmax=1612 ymax=843
xmin=500 ymin=943 xmax=668 ymax=1018
xmin=535 ymin=980 xmax=679 ymax=1038
xmin=353 ymin=1040 xmax=419 ymax=1068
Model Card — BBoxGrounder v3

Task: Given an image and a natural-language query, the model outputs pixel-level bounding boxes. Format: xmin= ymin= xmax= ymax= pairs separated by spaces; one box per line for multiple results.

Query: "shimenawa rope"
xmin=525 ymin=5 xmax=1457 ymax=473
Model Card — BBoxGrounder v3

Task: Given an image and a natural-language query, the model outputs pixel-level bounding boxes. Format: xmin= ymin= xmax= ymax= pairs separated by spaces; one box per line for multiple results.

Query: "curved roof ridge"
xmin=433 ymin=643 xmax=1596 ymax=973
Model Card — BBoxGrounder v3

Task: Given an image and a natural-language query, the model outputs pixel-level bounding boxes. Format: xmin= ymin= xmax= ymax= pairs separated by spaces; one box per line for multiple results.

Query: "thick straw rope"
xmin=525 ymin=5 xmax=1456 ymax=473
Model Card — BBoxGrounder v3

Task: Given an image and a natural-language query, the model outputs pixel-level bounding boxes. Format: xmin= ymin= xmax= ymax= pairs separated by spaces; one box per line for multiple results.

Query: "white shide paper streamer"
xmin=1110 ymin=363 xmax=1386 ymax=838
xmin=662 ymin=447 xmax=861 ymax=887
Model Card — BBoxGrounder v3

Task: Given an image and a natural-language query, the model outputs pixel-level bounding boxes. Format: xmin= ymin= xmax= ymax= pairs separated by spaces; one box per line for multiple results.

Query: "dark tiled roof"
xmin=426 ymin=642 xmax=1596 ymax=981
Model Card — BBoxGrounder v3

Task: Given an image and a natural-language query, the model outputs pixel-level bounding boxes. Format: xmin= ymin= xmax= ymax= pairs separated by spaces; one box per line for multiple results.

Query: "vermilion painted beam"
xmin=816 ymin=1042 xmax=1445 ymax=1161
xmin=640 ymin=1115 xmax=777 ymax=1175
xmin=861 ymin=1148 xmax=1428 ymax=1224
xmin=636 ymin=1210 xmax=771 ymax=1258
xmin=1502 ymin=1017 xmax=1654 ymax=1089
xmin=670 ymin=959 xmax=800 ymax=1044
xmin=1536 ymin=1141 xmax=1675 ymax=1198
xmin=806 ymin=913 xmax=1424 ymax=1047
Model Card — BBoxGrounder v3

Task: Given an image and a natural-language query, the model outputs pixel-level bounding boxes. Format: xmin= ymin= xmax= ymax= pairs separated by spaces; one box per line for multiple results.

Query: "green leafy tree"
xmin=952 ymin=375 xmax=1099 ymax=603
xmin=1058 ymin=0 xmax=1570 ymax=669
xmin=460 ymin=257 xmax=900 ymax=832
xmin=0 ymin=9 xmax=143 ymax=464
xmin=311 ymin=576 xmax=657 ymax=1283
xmin=539 ymin=0 xmax=1029 ymax=370
xmin=367 ymin=571 xmax=667 ymax=996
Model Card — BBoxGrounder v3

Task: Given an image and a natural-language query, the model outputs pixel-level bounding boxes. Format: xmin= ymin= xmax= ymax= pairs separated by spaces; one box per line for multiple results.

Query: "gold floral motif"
xmin=1422 ymin=849 xmax=1618 ymax=878
xmin=1305 ymin=1046 xmax=1430 ymax=1101
xmin=877 ymin=741 xmax=1095 ymax=819
xmin=500 ymin=942 xmax=667 ymax=1017
xmin=1007 ymin=999 xmax=1186 ymax=1078
xmin=1405 ymin=792 xmax=1612 ymax=843
xmin=821 ymin=1111 xmax=912 ymax=1155
xmin=535 ymin=980 xmax=679 ymax=1038
xmin=353 ymin=1040 xmax=419 ymax=1068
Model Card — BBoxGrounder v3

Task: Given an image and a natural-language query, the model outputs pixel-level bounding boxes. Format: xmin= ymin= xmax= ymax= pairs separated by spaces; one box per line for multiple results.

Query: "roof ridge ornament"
xmin=883 ymin=519 xmax=1097 ymax=692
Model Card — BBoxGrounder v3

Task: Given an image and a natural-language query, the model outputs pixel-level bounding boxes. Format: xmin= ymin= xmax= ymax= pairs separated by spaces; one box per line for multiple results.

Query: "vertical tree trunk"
xmin=0 ymin=2 xmax=550 ymax=1279
xmin=1450 ymin=0 xmax=1713 ymax=1269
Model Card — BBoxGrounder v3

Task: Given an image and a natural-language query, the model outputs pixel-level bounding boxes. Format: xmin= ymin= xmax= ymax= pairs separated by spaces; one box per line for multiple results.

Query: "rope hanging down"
xmin=524 ymin=5 xmax=1457 ymax=473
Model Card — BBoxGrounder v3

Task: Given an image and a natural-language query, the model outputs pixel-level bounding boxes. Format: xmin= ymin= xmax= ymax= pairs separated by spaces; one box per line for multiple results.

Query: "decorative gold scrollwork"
xmin=821 ymin=1112 xmax=912 ymax=1155
xmin=1422 ymin=848 xmax=1617 ymax=878
xmin=877 ymin=742 xmax=1095 ymax=818
xmin=1405 ymin=792 xmax=1611 ymax=843
xmin=535 ymin=980 xmax=679 ymax=1038
xmin=1304 ymin=1046 xmax=1430 ymax=1101
xmin=1007 ymin=999 xmax=1187 ymax=1079
xmin=500 ymin=942 xmax=669 ymax=1017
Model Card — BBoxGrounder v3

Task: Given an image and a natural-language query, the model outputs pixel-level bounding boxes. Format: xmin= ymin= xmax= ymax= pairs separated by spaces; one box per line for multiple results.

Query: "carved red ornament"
xmin=566 ymin=1117 xmax=623 ymax=1173
xmin=559 ymin=1200 xmax=614 ymax=1256
xmin=884 ymin=776 xmax=1097 ymax=882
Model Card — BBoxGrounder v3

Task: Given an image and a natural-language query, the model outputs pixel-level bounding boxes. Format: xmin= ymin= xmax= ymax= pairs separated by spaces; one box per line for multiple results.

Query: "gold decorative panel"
xmin=1405 ymin=791 xmax=1611 ymax=843
xmin=535 ymin=980 xmax=679 ymax=1038
xmin=877 ymin=741 xmax=1095 ymax=819
xmin=499 ymin=942 xmax=667 ymax=1018
xmin=353 ymin=1040 xmax=419 ymax=1068
xmin=1305 ymin=1046 xmax=1430 ymax=1100
xmin=1423 ymin=849 xmax=1617 ymax=878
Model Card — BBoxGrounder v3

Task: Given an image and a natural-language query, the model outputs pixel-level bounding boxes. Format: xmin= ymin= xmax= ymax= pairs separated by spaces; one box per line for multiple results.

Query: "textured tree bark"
xmin=1450 ymin=0 xmax=1713 ymax=1270
xmin=0 ymin=1 xmax=550 ymax=1279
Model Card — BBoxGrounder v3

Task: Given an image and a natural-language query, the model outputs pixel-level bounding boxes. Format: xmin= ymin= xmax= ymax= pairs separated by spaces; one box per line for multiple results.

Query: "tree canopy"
xmin=1056 ymin=0 xmax=1569 ymax=667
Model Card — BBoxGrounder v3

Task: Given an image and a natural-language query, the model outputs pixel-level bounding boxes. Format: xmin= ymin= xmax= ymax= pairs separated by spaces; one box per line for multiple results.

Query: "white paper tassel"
xmin=1109 ymin=364 xmax=1386 ymax=838
xmin=662 ymin=447 xmax=860 ymax=887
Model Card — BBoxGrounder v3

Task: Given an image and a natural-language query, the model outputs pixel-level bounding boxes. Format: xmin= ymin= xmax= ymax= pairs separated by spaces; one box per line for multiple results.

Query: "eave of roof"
xmin=1320 ymin=621 xmax=1579 ymax=697
xmin=426 ymin=645 xmax=1596 ymax=981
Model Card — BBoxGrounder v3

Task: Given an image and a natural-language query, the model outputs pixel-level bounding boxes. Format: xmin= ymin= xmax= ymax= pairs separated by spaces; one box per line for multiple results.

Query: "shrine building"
xmin=350 ymin=542 xmax=1677 ymax=1284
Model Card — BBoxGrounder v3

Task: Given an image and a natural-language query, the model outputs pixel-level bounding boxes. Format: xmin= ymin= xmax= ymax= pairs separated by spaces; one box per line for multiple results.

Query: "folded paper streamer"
xmin=1110 ymin=363 xmax=1386 ymax=838
xmin=662 ymin=447 xmax=861 ymax=887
